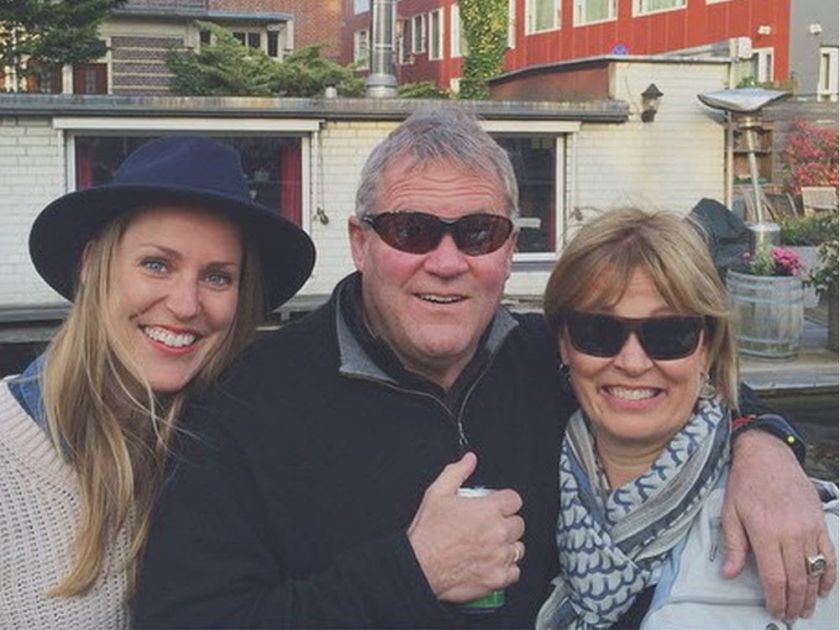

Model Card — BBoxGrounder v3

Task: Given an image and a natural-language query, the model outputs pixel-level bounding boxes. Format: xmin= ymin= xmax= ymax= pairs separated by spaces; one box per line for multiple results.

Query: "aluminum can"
xmin=456 ymin=487 xmax=505 ymax=613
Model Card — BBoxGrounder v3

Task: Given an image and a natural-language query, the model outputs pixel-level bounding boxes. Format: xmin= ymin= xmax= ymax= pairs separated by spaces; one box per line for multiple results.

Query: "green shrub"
xmin=397 ymin=81 xmax=451 ymax=99
xmin=779 ymin=213 xmax=839 ymax=246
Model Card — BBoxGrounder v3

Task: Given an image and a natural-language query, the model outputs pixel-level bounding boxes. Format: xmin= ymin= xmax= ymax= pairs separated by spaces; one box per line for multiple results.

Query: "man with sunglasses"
xmin=135 ymin=107 xmax=829 ymax=629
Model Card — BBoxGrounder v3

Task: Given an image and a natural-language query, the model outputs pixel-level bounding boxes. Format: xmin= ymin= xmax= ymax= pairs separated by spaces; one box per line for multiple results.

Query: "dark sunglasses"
xmin=564 ymin=312 xmax=707 ymax=361
xmin=361 ymin=211 xmax=514 ymax=256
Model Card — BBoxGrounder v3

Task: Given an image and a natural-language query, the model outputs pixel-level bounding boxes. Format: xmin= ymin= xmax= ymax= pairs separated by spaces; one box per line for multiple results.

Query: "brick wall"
xmin=0 ymin=119 xmax=66 ymax=305
xmin=211 ymin=0 xmax=343 ymax=58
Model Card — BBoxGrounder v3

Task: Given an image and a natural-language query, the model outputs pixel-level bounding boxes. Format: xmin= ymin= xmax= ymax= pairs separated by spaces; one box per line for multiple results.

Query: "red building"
xmin=342 ymin=0 xmax=790 ymax=92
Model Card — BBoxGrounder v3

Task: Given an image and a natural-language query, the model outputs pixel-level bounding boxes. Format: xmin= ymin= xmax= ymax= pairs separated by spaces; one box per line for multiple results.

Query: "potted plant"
xmin=807 ymin=239 xmax=839 ymax=352
xmin=780 ymin=213 xmax=838 ymax=308
xmin=726 ymin=245 xmax=804 ymax=359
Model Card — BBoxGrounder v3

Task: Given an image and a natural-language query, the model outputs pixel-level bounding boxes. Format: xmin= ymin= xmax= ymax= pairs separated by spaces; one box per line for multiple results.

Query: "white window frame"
xmin=354 ymin=0 xmax=370 ymax=15
xmin=428 ymin=8 xmax=444 ymax=60
xmin=450 ymin=4 xmax=467 ymax=59
xmin=480 ymin=120 xmax=581 ymax=261
xmin=573 ymin=0 xmax=616 ymax=26
xmin=508 ymin=0 xmax=517 ymax=49
xmin=633 ymin=0 xmax=686 ymax=17
xmin=411 ymin=14 xmax=426 ymax=54
xmin=54 ymin=117 xmax=320 ymax=235
xmin=396 ymin=19 xmax=410 ymax=65
xmin=752 ymin=47 xmax=774 ymax=83
xmin=354 ymin=29 xmax=370 ymax=69
xmin=818 ymin=47 xmax=839 ymax=102
xmin=526 ymin=0 xmax=561 ymax=35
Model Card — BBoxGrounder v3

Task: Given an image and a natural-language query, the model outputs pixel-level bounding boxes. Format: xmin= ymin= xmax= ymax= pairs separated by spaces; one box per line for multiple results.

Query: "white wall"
xmin=576 ymin=61 xmax=727 ymax=218
xmin=0 ymin=118 xmax=66 ymax=305
xmin=0 ymin=81 xmax=729 ymax=308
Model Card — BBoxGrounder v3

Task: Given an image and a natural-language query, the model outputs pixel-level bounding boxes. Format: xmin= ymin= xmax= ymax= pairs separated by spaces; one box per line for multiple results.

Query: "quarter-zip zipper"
xmin=342 ymin=334 xmax=508 ymax=455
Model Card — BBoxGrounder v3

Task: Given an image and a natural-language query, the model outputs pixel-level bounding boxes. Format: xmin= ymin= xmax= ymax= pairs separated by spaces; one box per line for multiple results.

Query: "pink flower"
xmin=772 ymin=247 xmax=802 ymax=276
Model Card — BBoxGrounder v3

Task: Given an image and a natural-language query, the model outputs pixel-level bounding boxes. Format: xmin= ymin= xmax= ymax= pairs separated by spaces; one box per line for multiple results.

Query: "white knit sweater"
xmin=0 ymin=380 xmax=129 ymax=629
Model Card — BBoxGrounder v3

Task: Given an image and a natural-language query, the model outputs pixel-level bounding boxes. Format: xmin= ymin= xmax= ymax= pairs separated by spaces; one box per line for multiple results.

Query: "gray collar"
xmin=336 ymin=301 xmax=519 ymax=386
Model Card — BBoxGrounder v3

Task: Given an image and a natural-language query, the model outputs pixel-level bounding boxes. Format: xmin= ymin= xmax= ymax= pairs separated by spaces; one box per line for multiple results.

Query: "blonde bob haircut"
xmin=41 ymin=205 xmax=264 ymax=598
xmin=543 ymin=207 xmax=739 ymax=409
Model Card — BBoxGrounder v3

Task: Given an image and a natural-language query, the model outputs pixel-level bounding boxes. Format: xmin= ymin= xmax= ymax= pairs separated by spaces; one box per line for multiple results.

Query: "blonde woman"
xmin=0 ymin=136 xmax=315 ymax=629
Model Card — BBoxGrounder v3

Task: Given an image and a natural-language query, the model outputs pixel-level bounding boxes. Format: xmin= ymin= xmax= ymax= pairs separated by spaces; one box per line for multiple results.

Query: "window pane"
xmin=535 ymin=0 xmax=557 ymax=31
xmin=267 ymin=31 xmax=278 ymax=57
xmin=73 ymin=136 xmax=303 ymax=225
xmin=495 ymin=136 xmax=557 ymax=253
xmin=581 ymin=0 xmax=611 ymax=22
xmin=247 ymin=32 xmax=261 ymax=49
xmin=430 ymin=11 xmax=441 ymax=58
xmin=412 ymin=15 xmax=425 ymax=53
xmin=643 ymin=0 xmax=684 ymax=11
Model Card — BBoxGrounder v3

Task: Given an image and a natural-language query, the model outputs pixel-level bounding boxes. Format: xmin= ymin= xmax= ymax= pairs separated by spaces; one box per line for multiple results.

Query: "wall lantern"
xmin=640 ymin=83 xmax=664 ymax=122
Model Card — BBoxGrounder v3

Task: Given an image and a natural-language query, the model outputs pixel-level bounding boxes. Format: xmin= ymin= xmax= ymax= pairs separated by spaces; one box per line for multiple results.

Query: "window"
xmin=232 ymin=31 xmax=262 ymax=51
xmin=354 ymin=29 xmax=370 ymax=68
xmin=451 ymin=4 xmax=468 ymax=58
xmin=429 ymin=9 xmax=444 ymax=60
xmin=494 ymin=134 xmax=560 ymax=254
xmin=751 ymin=47 xmax=774 ymax=83
xmin=73 ymin=64 xmax=106 ymax=95
xmin=411 ymin=14 xmax=426 ymax=54
xmin=199 ymin=30 xmax=211 ymax=45
xmin=634 ymin=0 xmax=686 ymax=15
xmin=396 ymin=19 xmax=411 ymax=64
xmin=573 ymin=0 xmax=616 ymax=25
xmin=354 ymin=0 xmax=370 ymax=14
xmin=818 ymin=47 xmax=838 ymax=102
xmin=267 ymin=31 xmax=279 ymax=58
xmin=527 ymin=0 xmax=561 ymax=34
xmin=73 ymin=135 xmax=305 ymax=226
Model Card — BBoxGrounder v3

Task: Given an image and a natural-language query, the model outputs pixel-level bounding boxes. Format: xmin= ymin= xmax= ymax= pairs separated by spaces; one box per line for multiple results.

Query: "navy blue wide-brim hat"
xmin=29 ymin=136 xmax=316 ymax=311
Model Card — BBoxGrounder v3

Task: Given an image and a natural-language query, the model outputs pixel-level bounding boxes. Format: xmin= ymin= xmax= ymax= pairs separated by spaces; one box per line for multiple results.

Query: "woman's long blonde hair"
xmin=42 ymin=207 xmax=265 ymax=598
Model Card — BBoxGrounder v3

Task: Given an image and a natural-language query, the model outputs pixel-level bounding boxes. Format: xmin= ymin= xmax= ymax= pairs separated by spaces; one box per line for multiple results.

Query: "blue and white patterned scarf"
xmin=537 ymin=396 xmax=731 ymax=630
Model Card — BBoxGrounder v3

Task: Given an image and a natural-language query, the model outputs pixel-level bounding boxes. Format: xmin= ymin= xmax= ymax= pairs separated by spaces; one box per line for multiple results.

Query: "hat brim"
xmin=29 ymin=183 xmax=316 ymax=311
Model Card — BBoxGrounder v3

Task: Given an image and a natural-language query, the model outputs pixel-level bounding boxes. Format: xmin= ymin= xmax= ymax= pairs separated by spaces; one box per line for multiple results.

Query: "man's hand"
xmin=721 ymin=430 xmax=836 ymax=621
xmin=407 ymin=452 xmax=525 ymax=603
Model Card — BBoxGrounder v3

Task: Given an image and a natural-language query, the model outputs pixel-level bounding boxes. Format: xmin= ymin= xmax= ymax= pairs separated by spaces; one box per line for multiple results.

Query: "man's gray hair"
xmin=355 ymin=105 xmax=519 ymax=218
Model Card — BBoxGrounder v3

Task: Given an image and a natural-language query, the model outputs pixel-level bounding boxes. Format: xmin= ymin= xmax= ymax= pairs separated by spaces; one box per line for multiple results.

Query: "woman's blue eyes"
xmin=205 ymin=272 xmax=233 ymax=287
xmin=142 ymin=258 xmax=167 ymax=273
xmin=140 ymin=259 xmax=233 ymax=287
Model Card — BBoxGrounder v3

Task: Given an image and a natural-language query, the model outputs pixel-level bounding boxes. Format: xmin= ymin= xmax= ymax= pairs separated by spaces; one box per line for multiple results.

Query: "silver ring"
xmin=806 ymin=554 xmax=827 ymax=579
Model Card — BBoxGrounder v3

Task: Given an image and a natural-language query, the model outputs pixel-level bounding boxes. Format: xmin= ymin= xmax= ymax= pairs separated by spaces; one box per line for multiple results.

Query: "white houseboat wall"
xmin=0 ymin=56 xmax=731 ymax=338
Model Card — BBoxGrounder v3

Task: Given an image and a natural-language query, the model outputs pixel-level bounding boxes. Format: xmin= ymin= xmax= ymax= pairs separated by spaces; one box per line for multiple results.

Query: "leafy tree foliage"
xmin=167 ymin=21 xmax=364 ymax=97
xmin=0 ymin=0 xmax=123 ymax=91
xmin=397 ymin=80 xmax=450 ymax=99
xmin=459 ymin=0 xmax=508 ymax=99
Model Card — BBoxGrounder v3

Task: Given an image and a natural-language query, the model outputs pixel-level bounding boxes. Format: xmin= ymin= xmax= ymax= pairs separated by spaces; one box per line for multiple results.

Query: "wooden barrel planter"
xmin=726 ymin=270 xmax=804 ymax=359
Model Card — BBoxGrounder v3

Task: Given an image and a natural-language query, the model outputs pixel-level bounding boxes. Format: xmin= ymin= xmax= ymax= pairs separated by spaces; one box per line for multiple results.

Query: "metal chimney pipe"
xmin=366 ymin=0 xmax=398 ymax=98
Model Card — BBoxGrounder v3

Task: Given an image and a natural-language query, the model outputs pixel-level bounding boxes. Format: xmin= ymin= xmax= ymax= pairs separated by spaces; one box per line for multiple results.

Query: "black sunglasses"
xmin=361 ymin=211 xmax=514 ymax=256
xmin=564 ymin=312 xmax=707 ymax=361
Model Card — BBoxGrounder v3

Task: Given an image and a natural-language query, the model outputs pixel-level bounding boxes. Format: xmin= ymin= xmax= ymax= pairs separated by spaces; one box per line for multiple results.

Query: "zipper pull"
xmin=457 ymin=420 xmax=468 ymax=450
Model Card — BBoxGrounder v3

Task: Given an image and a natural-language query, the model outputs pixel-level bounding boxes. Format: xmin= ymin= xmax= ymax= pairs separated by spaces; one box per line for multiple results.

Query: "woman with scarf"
xmin=0 ymin=136 xmax=314 ymax=629
xmin=538 ymin=208 xmax=837 ymax=629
